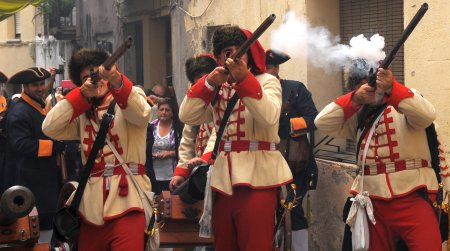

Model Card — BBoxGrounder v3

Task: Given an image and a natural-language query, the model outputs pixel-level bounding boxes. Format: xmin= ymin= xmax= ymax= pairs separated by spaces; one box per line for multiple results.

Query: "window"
xmin=340 ymin=0 xmax=404 ymax=89
xmin=14 ymin=13 xmax=21 ymax=39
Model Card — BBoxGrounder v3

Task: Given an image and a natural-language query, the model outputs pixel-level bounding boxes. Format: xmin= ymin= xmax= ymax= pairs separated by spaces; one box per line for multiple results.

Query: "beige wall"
xmin=0 ymin=5 xmax=36 ymax=81
xmin=404 ymin=0 xmax=450 ymax=155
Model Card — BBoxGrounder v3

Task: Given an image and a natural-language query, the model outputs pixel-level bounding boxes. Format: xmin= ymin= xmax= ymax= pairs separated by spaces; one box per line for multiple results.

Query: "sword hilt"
xmin=281 ymin=183 xmax=297 ymax=210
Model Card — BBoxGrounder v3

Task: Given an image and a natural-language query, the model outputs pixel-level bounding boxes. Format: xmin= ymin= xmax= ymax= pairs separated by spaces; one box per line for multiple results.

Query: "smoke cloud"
xmin=270 ymin=11 xmax=386 ymax=71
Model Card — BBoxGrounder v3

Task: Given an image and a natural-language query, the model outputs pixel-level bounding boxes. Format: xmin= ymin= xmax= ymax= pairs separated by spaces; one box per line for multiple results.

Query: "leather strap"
xmin=69 ymin=101 xmax=116 ymax=212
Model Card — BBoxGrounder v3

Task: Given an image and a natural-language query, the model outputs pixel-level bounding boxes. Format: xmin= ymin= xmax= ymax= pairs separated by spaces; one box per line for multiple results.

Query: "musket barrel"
xmin=369 ymin=3 xmax=428 ymax=87
xmin=103 ymin=36 xmax=134 ymax=70
xmin=232 ymin=14 xmax=276 ymax=60
xmin=381 ymin=3 xmax=428 ymax=69
xmin=0 ymin=186 xmax=35 ymax=226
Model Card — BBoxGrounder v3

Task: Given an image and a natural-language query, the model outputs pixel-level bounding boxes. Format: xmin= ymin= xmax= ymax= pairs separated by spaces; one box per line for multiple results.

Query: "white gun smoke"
xmin=270 ymin=11 xmax=386 ymax=71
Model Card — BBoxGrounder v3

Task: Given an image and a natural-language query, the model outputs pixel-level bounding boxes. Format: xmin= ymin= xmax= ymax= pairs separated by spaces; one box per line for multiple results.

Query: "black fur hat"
xmin=69 ymin=48 xmax=109 ymax=86
xmin=212 ymin=26 xmax=247 ymax=58
xmin=185 ymin=54 xmax=218 ymax=83
xmin=346 ymin=58 xmax=376 ymax=90
xmin=0 ymin=71 xmax=7 ymax=83
xmin=7 ymin=67 xmax=50 ymax=84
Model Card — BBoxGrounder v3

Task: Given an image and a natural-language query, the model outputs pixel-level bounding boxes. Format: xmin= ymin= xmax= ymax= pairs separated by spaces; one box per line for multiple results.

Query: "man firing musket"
xmin=178 ymin=14 xmax=293 ymax=249
xmin=315 ymin=3 xmax=446 ymax=250
xmin=43 ymin=37 xmax=154 ymax=250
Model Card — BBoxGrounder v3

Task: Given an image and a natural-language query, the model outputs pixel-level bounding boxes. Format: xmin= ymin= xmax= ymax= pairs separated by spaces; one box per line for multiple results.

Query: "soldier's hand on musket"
xmin=206 ymin=67 xmax=229 ymax=87
xmin=187 ymin=157 xmax=207 ymax=169
xmin=376 ymin=68 xmax=393 ymax=96
xmin=99 ymin=64 xmax=122 ymax=88
xmin=225 ymin=57 xmax=248 ymax=83
xmin=80 ymin=77 xmax=100 ymax=100
xmin=49 ymin=67 xmax=57 ymax=79
xmin=352 ymin=83 xmax=377 ymax=105
xmin=169 ymin=176 xmax=186 ymax=191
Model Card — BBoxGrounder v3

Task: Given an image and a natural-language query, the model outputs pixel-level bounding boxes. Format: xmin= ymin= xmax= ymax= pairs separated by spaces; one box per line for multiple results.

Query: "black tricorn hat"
xmin=7 ymin=67 xmax=50 ymax=85
xmin=265 ymin=49 xmax=291 ymax=65
xmin=0 ymin=71 xmax=7 ymax=83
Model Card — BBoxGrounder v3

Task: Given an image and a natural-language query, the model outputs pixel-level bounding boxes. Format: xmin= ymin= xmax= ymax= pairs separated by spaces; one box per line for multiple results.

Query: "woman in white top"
xmin=149 ymin=100 xmax=177 ymax=194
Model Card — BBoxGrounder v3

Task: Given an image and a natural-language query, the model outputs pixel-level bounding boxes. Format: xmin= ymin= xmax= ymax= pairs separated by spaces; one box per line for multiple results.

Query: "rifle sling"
xmin=355 ymin=104 xmax=388 ymax=166
xmin=69 ymin=101 xmax=116 ymax=212
xmin=211 ymin=93 xmax=239 ymax=161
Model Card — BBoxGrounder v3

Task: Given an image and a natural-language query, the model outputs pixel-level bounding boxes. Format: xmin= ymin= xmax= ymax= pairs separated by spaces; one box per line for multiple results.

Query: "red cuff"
xmin=65 ymin=87 xmax=91 ymax=121
xmin=334 ymin=91 xmax=361 ymax=120
xmin=186 ymin=75 xmax=215 ymax=104
xmin=385 ymin=78 xmax=414 ymax=110
xmin=173 ymin=166 xmax=192 ymax=180
xmin=234 ymin=72 xmax=263 ymax=99
xmin=108 ymin=74 xmax=132 ymax=109
xmin=201 ymin=151 xmax=214 ymax=165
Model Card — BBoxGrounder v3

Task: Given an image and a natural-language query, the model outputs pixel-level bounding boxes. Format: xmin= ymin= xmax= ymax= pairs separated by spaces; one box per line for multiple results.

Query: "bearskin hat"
xmin=212 ymin=26 xmax=247 ymax=58
xmin=345 ymin=58 xmax=377 ymax=90
xmin=185 ymin=54 xmax=218 ymax=83
xmin=69 ymin=48 xmax=109 ymax=86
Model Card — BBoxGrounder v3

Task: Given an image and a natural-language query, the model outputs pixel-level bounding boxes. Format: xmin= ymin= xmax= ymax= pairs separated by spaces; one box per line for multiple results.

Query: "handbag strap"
xmin=211 ymin=93 xmax=239 ymax=161
xmin=69 ymin=101 xmax=116 ymax=212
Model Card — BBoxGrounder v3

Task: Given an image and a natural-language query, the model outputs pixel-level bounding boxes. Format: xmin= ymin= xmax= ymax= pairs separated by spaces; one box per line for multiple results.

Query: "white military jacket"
xmin=179 ymin=73 xmax=292 ymax=196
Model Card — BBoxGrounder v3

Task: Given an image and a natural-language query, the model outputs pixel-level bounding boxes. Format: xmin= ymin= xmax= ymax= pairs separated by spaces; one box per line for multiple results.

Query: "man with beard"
xmin=42 ymin=48 xmax=152 ymax=250
xmin=315 ymin=59 xmax=441 ymax=251
xmin=5 ymin=67 xmax=64 ymax=243
xmin=179 ymin=26 xmax=292 ymax=251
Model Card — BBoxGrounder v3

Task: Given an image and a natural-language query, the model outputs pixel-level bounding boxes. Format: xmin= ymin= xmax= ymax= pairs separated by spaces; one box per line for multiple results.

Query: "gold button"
xmin=375 ymin=156 xmax=379 ymax=160
xmin=257 ymin=92 xmax=261 ymax=96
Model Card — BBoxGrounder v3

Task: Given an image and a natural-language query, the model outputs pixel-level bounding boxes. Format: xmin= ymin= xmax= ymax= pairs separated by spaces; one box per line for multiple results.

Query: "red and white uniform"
xmin=42 ymin=75 xmax=152 ymax=226
xmin=315 ymin=79 xmax=441 ymax=250
xmin=174 ymin=121 xmax=216 ymax=179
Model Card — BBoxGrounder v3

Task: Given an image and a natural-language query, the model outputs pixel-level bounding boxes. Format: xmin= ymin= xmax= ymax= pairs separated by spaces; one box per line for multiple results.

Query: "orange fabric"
xmin=290 ymin=117 xmax=307 ymax=137
xmin=21 ymin=91 xmax=47 ymax=116
xmin=0 ymin=96 xmax=6 ymax=113
xmin=38 ymin=139 xmax=53 ymax=157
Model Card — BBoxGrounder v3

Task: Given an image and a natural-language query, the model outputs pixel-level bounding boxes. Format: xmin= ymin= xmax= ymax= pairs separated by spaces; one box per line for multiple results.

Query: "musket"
xmin=90 ymin=36 xmax=134 ymax=86
xmin=368 ymin=3 xmax=428 ymax=87
xmin=225 ymin=14 xmax=276 ymax=70
xmin=212 ymin=14 xmax=276 ymax=105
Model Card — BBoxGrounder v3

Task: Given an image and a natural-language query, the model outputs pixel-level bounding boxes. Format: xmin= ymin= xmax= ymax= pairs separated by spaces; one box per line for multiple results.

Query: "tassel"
xmin=119 ymin=174 xmax=128 ymax=196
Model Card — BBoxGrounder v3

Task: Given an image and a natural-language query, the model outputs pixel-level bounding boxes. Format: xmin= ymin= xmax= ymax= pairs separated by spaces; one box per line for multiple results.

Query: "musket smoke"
xmin=270 ymin=11 xmax=386 ymax=71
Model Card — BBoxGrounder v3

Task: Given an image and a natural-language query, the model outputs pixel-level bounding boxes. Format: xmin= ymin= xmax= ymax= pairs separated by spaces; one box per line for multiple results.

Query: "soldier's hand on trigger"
xmin=376 ymin=68 xmax=393 ymax=96
xmin=352 ymin=83 xmax=376 ymax=105
xmin=80 ymin=77 xmax=99 ymax=100
xmin=225 ymin=57 xmax=248 ymax=83
xmin=99 ymin=64 xmax=122 ymax=88
xmin=206 ymin=67 xmax=229 ymax=87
